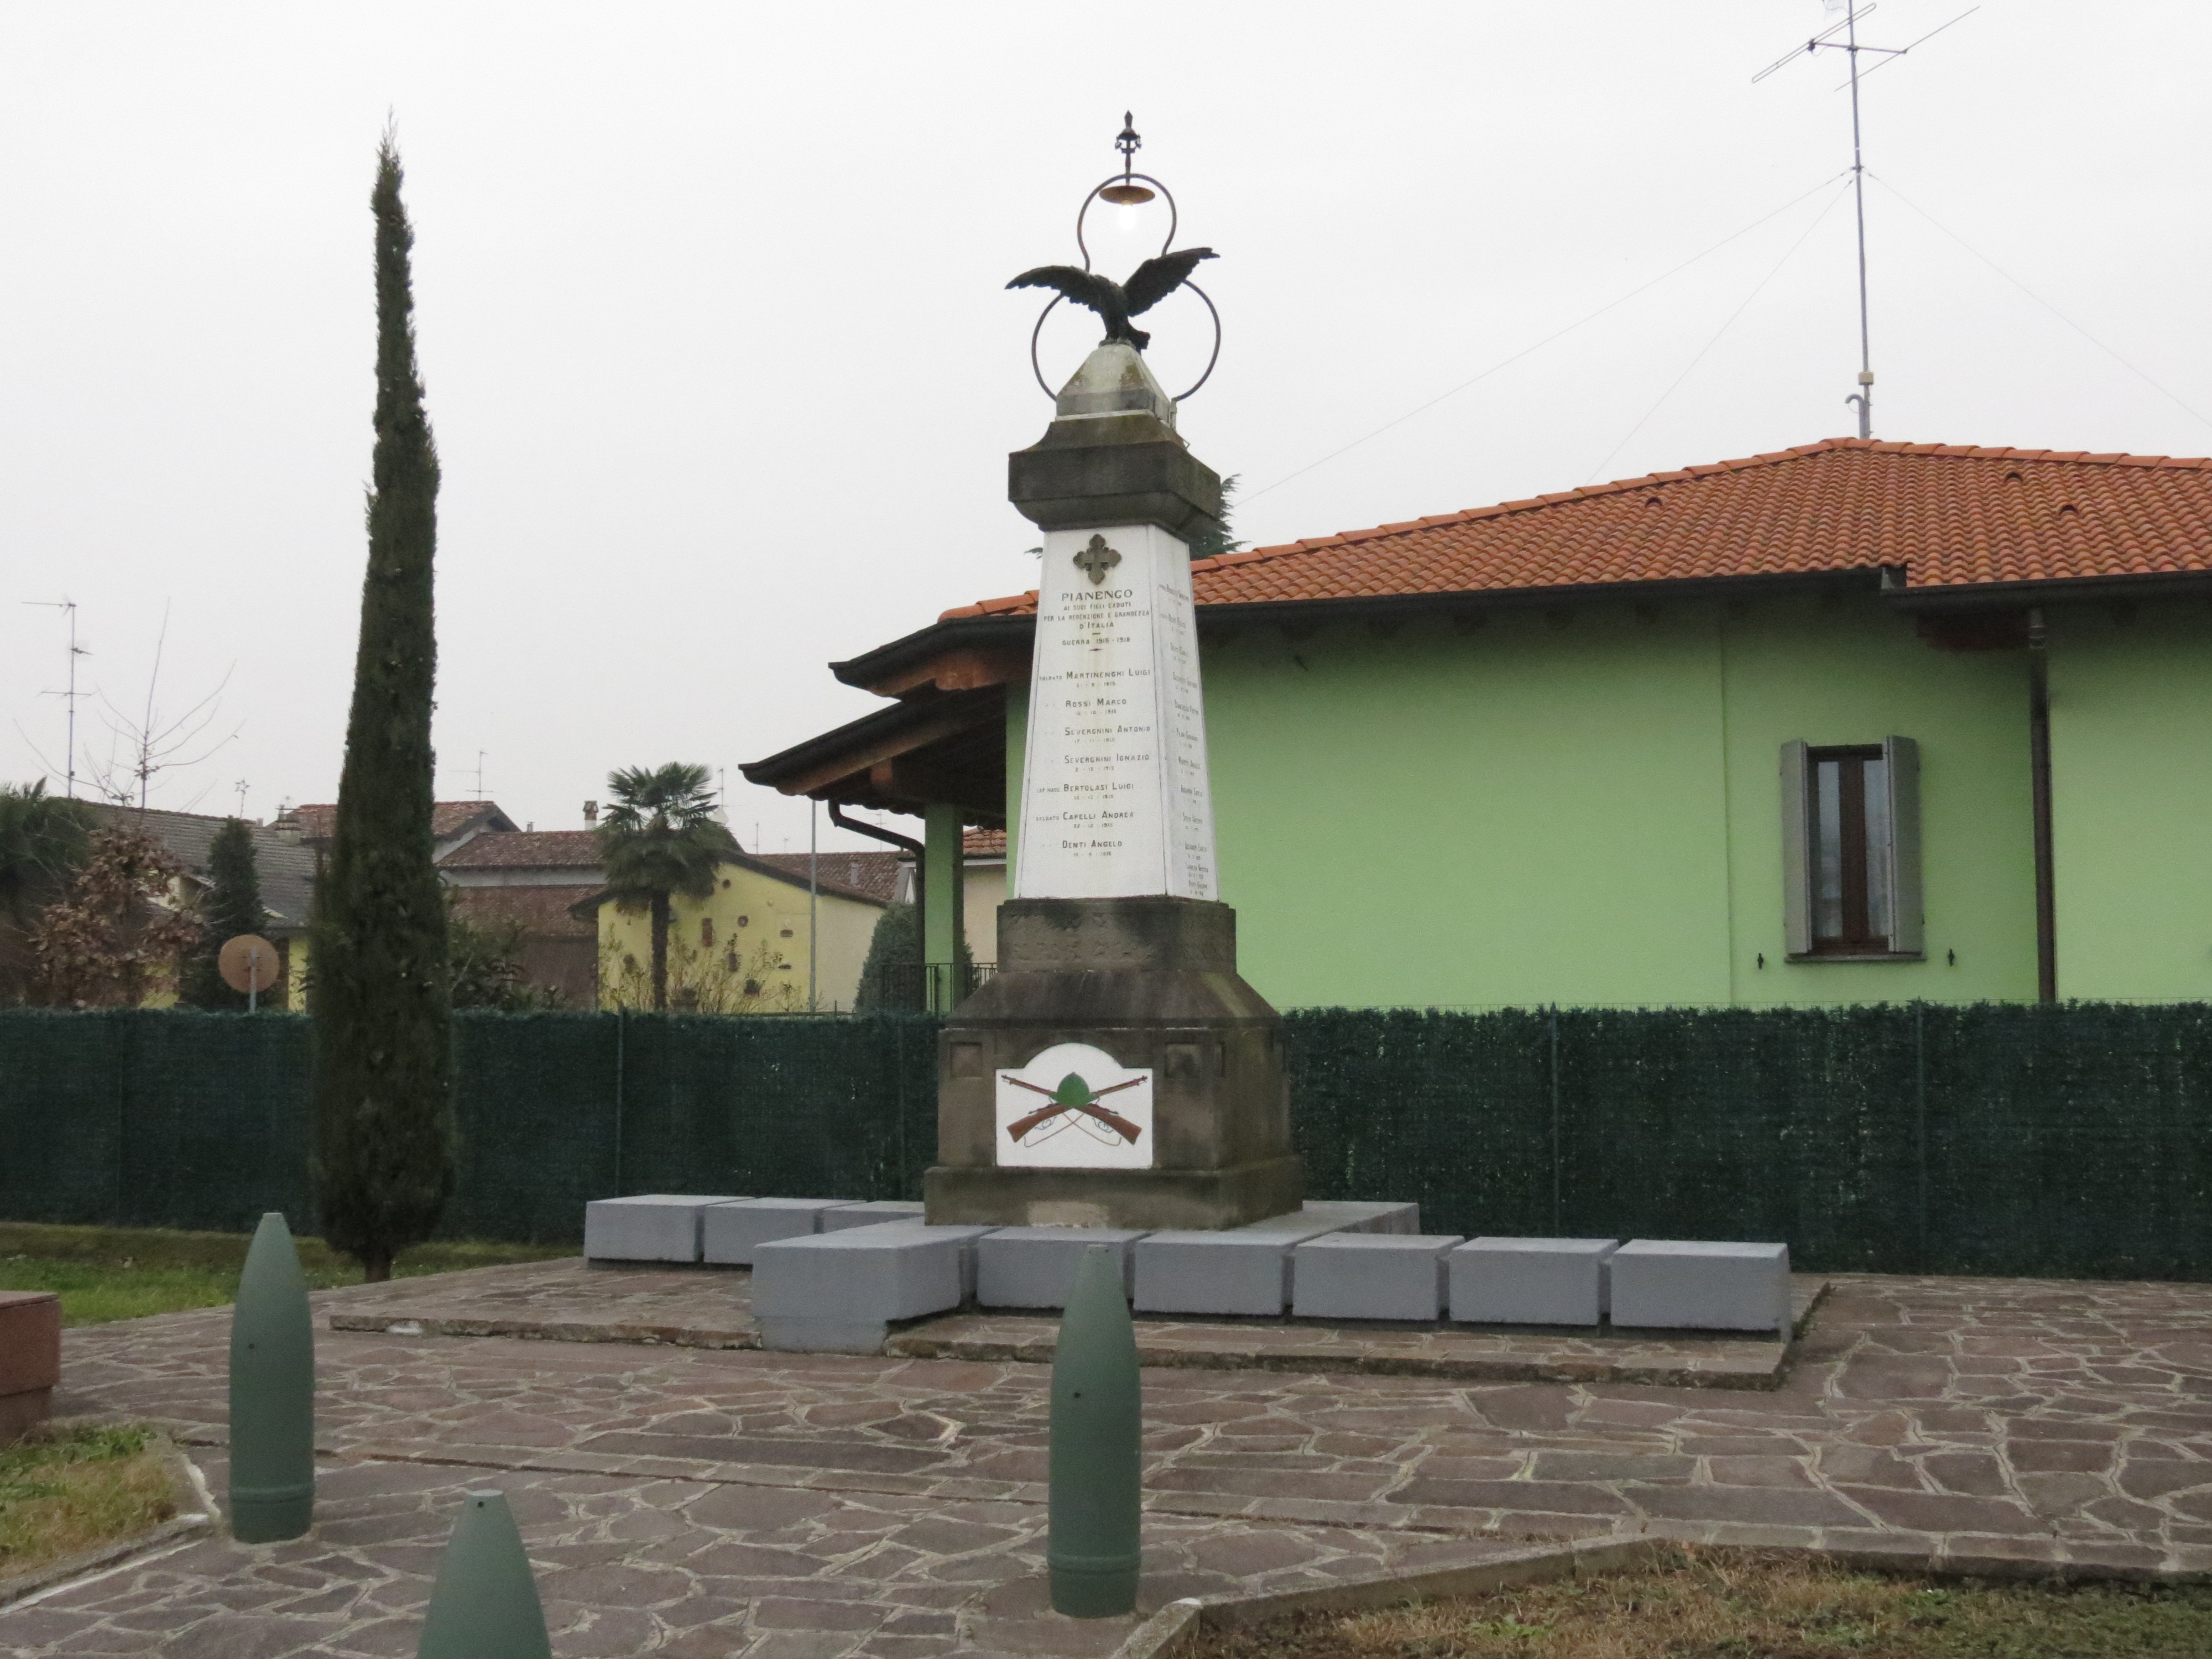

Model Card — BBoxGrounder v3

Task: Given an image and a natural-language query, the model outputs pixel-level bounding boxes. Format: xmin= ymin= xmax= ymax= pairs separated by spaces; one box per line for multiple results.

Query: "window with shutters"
xmin=1780 ymin=736 xmax=1924 ymax=959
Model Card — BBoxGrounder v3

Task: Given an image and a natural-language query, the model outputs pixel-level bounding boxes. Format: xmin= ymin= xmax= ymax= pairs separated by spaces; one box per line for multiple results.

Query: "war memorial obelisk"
xmin=924 ymin=139 xmax=1302 ymax=1231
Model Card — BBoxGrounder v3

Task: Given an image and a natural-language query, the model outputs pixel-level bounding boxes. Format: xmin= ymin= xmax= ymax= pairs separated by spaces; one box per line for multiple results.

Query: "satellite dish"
xmin=219 ymin=933 xmax=281 ymax=996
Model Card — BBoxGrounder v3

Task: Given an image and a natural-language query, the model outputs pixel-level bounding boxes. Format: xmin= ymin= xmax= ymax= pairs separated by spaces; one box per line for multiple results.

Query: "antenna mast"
xmin=23 ymin=597 xmax=88 ymax=799
xmin=1755 ymin=2 xmax=1978 ymax=440
xmin=1844 ymin=2 xmax=1874 ymax=438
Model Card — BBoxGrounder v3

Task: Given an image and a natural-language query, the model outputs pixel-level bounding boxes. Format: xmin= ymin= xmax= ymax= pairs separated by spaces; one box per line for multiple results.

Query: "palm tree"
xmin=597 ymin=763 xmax=738 ymax=1011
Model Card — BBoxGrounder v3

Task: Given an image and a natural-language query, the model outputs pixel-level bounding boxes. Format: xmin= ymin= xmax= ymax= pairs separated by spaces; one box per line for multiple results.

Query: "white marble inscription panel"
xmin=1013 ymin=522 xmax=1219 ymax=899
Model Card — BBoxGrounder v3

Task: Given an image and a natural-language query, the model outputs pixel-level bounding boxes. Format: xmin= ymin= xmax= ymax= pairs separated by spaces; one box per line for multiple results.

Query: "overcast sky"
xmin=4 ymin=2 xmax=2208 ymax=852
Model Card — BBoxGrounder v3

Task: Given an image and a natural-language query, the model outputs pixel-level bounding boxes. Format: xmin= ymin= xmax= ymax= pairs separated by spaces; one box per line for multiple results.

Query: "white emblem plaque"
xmin=995 ymin=1041 xmax=1155 ymax=1170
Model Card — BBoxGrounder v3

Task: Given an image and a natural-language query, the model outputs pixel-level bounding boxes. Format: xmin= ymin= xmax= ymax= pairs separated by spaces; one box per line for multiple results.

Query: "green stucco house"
xmin=744 ymin=437 xmax=2212 ymax=1010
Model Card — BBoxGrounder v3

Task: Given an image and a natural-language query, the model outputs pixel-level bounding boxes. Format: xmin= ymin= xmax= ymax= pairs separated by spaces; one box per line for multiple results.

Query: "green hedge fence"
xmin=3 ymin=1002 xmax=2208 ymax=1278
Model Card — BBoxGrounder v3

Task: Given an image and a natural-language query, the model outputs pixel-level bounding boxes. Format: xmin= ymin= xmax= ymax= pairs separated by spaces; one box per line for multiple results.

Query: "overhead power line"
xmin=1241 ymin=170 xmax=1851 ymax=507
xmin=1867 ymin=172 xmax=2212 ymax=435
xmin=1582 ymin=180 xmax=1854 ymax=486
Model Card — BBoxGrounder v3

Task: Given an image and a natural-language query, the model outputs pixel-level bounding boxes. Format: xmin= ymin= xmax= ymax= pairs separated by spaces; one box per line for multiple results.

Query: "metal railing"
xmin=858 ymin=961 xmax=995 ymax=1014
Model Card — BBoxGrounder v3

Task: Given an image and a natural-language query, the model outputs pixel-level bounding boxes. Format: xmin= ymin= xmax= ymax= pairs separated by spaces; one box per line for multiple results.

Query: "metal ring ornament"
xmin=1027 ymin=172 xmax=1223 ymax=404
xmin=1075 ymin=171 xmax=1177 ymax=270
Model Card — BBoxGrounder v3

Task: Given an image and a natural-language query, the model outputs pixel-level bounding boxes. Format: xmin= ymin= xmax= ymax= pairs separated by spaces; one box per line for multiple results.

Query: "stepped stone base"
xmin=926 ymin=896 xmax=1304 ymax=1232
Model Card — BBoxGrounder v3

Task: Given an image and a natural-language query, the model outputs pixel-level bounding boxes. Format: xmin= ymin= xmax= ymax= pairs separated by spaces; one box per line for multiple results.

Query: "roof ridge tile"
xmin=931 ymin=434 xmax=2212 ymax=621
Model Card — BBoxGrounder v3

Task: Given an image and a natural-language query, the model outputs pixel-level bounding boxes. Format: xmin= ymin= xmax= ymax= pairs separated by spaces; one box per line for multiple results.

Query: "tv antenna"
xmin=22 ymin=598 xmax=90 ymax=799
xmin=1755 ymin=2 xmax=1978 ymax=439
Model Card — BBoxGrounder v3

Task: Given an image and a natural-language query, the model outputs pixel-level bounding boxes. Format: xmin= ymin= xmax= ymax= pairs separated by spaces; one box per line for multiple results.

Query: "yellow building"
xmin=585 ymin=848 xmax=896 ymax=1013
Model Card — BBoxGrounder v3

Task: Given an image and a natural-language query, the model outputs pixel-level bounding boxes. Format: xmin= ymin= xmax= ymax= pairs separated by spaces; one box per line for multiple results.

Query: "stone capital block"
xmin=1609 ymin=1239 xmax=1792 ymax=1333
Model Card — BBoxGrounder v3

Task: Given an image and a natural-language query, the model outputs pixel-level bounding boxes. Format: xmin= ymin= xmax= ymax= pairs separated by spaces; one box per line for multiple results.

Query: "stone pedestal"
xmin=923 ymin=896 xmax=1302 ymax=1230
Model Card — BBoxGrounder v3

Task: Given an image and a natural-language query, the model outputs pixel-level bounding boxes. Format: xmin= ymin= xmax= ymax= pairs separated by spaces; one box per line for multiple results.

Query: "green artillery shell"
xmin=227 ymin=1211 xmax=315 ymax=1542
xmin=1048 ymin=1244 xmax=1141 ymax=1618
xmin=416 ymin=1489 xmax=552 ymax=1659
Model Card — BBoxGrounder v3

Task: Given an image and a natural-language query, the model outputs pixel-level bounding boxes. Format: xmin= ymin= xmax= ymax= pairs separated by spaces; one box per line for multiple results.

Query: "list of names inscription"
xmin=1014 ymin=522 xmax=1219 ymax=899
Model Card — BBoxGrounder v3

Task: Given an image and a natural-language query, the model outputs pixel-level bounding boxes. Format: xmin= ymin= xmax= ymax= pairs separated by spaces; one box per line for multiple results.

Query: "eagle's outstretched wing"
xmin=1122 ymin=247 xmax=1217 ymax=317
xmin=1006 ymin=265 xmax=1118 ymax=315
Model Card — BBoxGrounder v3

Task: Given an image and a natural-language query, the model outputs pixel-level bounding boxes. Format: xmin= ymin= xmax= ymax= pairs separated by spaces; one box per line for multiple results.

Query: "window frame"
xmin=1780 ymin=735 xmax=1924 ymax=963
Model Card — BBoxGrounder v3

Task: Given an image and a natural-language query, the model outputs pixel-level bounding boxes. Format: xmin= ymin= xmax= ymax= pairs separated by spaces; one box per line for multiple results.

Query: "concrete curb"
xmin=1111 ymin=1539 xmax=1662 ymax=1658
xmin=1108 ymin=1530 xmax=2212 ymax=1658
xmin=0 ymin=1435 xmax=215 ymax=1609
xmin=328 ymin=1311 xmax=761 ymax=1349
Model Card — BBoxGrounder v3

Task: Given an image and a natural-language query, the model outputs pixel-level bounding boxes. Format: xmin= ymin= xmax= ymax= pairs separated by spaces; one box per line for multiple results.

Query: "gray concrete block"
xmin=1608 ymin=1239 xmax=1792 ymax=1332
xmin=976 ymin=1228 xmax=1147 ymax=1309
xmin=1449 ymin=1237 xmax=1619 ymax=1327
xmin=1291 ymin=1233 xmax=1462 ymax=1321
xmin=753 ymin=1223 xmax=998 ymax=1353
xmin=582 ymin=1194 xmax=740 ymax=1263
xmin=817 ymin=1201 xmax=926 ymax=1232
xmin=1134 ymin=1212 xmax=1340 ymax=1315
xmin=1300 ymin=1200 xmax=1421 ymax=1235
xmin=700 ymin=1198 xmax=856 ymax=1266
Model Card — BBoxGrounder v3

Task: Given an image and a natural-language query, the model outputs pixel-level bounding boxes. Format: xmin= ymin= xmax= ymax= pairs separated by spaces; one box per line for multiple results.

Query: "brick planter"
xmin=0 ymin=1290 xmax=61 ymax=1443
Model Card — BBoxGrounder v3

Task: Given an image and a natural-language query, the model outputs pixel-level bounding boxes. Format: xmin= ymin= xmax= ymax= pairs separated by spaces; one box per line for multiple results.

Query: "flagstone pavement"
xmin=7 ymin=1269 xmax=2212 ymax=1656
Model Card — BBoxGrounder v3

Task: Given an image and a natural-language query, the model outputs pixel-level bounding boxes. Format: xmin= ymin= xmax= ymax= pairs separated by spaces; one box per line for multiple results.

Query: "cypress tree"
xmin=181 ymin=818 xmax=268 ymax=1009
xmin=309 ymin=136 xmax=452 ymax=1283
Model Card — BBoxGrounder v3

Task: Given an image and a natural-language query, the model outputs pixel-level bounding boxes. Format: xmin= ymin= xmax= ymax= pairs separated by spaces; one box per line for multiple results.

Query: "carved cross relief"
xmin=1074 ymin=534 xmax=1122 ymax=585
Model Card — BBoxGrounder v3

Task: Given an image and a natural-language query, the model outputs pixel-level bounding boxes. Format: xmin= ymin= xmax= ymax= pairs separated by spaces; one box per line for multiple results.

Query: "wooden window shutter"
xmin=1780 ymin=740 xmax=1812 ymax=957
xmin=1884 ymin=734 xmax=1924 ymax=956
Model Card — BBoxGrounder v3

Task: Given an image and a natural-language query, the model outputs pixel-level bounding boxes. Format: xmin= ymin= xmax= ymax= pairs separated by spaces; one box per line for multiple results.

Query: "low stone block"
xmin=1609 ymin=1239 xmax=1792 ymax=1332
xmin=701 ymin=1198 xmax=858 ymax=1266
xmin=1292 ymin=1233 xmax=1462 ymax=1321
xmin=753 ymin=1223 xmax=998 ymax=1352
xmin=1449 ymin=1237 xmax=1620 ymax=1327
xmin=1300 ymin=1200 xmax=1421 ymax=1235
xmin=583 ymin=1194 xmax=742 ymax=1263
xmin=1134 ymin=1213 xmax=1345 ymax=1315
xmin=0 ymin=1290 xmax=60 ymax=1444
xmin=818 ymin=1201 xmax=926 ymax=1232
xmin=976 ymin=1228 xmax=1147 ymax=1309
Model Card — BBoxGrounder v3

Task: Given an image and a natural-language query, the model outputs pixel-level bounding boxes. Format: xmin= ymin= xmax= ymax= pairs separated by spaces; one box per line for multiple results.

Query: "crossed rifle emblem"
xmin=1004 ymin=1071 xmax=1144 ymax=1145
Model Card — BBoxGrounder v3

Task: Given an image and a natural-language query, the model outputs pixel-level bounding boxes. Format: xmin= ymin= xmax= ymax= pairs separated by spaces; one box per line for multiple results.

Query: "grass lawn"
xmin=0 ymin=1423 xmax=178 ymax=1581
xmin=0 ymin=1222 xmax=573 ymax=1326
xmin=1186 ymin=1548 xmax=2212 ymax=1658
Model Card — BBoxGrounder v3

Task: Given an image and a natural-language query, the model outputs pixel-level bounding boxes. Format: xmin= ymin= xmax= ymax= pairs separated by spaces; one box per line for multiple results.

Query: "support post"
xmin=2028 ymin=608 xmax=2057 ymax=1003
xmin=922 ymin=802 xmax=964 ymax=1010
xmin=807 ymin=800 xmax=819 ymax=1013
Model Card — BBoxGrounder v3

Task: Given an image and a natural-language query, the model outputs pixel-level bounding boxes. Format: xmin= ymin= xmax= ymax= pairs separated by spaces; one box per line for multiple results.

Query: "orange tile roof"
xmin=938 ymin=440 xmax=2212 ymax=620
xmin=285 ymin=801 xmax=515 ymax=839
xmin=438 ymin=830 xmax=603 ymax=869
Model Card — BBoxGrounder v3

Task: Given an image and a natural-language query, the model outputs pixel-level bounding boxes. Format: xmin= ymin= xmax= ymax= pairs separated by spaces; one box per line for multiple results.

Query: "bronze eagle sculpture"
xmin=1006 ymin=247 xmax=1217 ymax=351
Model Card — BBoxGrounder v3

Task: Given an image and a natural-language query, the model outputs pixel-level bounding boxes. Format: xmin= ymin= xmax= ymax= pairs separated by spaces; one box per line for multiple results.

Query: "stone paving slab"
xmin=0 ymin=1443 xmax=1521 ymax=1658
xmin=13 ymin=1269 xmax=2212 ymax=1655
xmin=892 ymin=1280 xmax=1825 ymax=1389
xmin=324 ymin=1259 xmax=1827 ymax=1387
